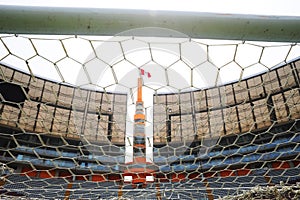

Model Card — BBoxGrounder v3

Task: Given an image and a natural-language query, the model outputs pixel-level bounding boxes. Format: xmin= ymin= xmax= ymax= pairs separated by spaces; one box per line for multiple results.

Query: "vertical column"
xmin=133 ymin=78 xmax=146 ymax=164
xmin=124 ymin=78 xmax=155 ymax=184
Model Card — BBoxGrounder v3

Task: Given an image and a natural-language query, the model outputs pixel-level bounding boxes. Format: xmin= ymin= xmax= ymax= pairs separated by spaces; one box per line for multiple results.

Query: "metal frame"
xmin=0 ymin=5 xmax=300 ymax=42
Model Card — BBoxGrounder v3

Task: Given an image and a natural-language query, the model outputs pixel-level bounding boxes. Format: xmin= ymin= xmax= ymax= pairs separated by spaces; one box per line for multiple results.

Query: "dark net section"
xmin=0 ymin=59 xmax=299 ymax=200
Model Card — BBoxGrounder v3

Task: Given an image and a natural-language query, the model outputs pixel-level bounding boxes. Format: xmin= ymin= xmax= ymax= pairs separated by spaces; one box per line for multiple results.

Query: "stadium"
xmin=0 ymin=1 xmax=300 ymax=199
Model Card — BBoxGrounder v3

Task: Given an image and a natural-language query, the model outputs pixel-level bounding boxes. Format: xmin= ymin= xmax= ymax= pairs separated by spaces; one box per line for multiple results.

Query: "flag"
xmin=140 ymin=69 xmax=151 ymax=78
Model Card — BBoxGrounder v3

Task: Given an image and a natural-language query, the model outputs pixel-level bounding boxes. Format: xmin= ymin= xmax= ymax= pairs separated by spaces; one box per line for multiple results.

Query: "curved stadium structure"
xmin=0 ymin=4 xmax=300 ymax=200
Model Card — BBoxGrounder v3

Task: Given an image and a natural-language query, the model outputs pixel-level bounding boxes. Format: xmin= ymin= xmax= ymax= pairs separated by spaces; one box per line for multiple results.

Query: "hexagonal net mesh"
xmin=0 ymin=34 xmax=299 ymax=200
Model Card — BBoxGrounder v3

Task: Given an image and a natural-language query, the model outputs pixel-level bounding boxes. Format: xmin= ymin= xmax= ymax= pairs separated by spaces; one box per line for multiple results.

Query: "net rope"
xmin=0 ymin=34 xmax=299 ymax=199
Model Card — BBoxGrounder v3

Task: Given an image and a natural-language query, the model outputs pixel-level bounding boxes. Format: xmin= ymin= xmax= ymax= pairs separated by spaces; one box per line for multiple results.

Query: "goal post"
xmin=0 ymin=5 xmax=300 ymax=42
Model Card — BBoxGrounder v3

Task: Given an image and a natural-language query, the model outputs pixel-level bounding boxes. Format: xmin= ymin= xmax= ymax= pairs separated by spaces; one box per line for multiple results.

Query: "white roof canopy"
xmin=1 ymin=33 xmax=299 ymax=94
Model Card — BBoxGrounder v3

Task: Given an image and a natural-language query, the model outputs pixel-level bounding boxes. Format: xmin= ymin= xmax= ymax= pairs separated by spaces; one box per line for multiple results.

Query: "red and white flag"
xmin=140 ymin=69 xmax=151 ymax=78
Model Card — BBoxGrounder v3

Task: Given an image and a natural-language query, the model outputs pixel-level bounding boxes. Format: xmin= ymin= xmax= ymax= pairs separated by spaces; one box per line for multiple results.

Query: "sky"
xmin=0 ymin=0 xmax=300 ymax=16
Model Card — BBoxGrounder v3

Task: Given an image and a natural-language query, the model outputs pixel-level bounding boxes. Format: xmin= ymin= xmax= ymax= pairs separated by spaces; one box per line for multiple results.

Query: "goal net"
xmin=0 ymin=33 xmax=299 ymax=199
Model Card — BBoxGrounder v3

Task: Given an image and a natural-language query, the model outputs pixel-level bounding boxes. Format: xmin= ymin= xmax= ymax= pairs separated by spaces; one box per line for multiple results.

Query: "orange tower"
xmin=123 ymin=78 xmax=155 ymax=186
xmin=133 ymin=77 xmax=146 ymax=164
